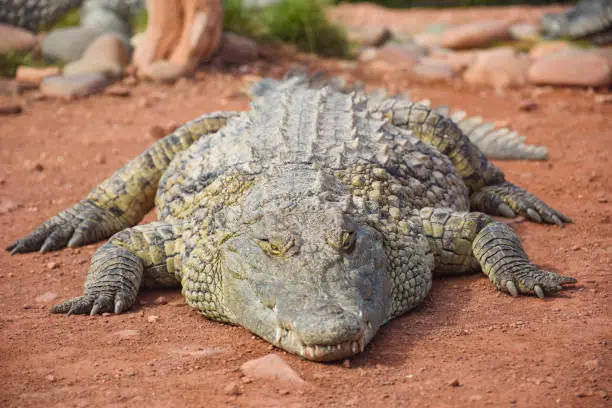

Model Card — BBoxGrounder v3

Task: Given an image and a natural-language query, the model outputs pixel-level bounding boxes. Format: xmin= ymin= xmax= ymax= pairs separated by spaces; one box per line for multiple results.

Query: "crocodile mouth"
xmin=274 ymin=326 xmax=366 ymax=362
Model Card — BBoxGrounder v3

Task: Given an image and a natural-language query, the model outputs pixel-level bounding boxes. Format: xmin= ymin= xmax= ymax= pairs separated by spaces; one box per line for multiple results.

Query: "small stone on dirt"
xmin=216 ymin=32 xmax=260 ymax=65
xmin=116 ymin=329 xmax=140 ymax=339
xmin=348 ymin=25 xmax=392 ymax=47
xmin=46 ymin=261 xmax=59 ymax=270
xmin=583 ymin=359 xmax=599 ymax=370
xmin=224 ymin=381 xmax=242 ymax=396
xmin=104 ymin=85 xmax=131 ymax=97
xmin=16 ymin=66 xmax=61 ymax=86
xmin=594 ymin=94 xmax=612 ymax=104
xmin=343 ymin=359 xmax=351 ymax=368
xmin=449 ymin=379 xmax=461 ymax=387
xmin=148 ymin=125 xmax=167 ymax=139
xmin=153 ymin=296 xmax=168 ymax=305
xmin=413 ymin=60 xmax=456 ymax=81
xmin=147 ymin=315 xmax=160 ymax=323
xmin=0 ymin=199 xmax=20 ymax=214
xmin=45 ymin=374 xmax=56 ymax=382
xmin=40 ymin=74 xmax=109 ymax=99
xmin=0 ymin=104 xmax=22 ymax=115
xmin=94 ymin=153 xmax=106 ymax=164
xmin=36 ymin=292 xmax=58 ymax=303
xmin=518 ymin=100 xmax=538 ymax=112
xmin=240 ymin=354 xmax=305 ymax=385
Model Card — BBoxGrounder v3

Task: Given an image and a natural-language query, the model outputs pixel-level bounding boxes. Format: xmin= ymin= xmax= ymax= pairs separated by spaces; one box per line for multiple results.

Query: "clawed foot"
xmin=6 ymin=200 xmax=123 ymax=254
xmin=471 ymin=181 xmax=571 ymax=226
xmin=51 ymin=291 xmax=134 ymax=316
xmin=494 ymin=265 xmax=576 ymax=298
xmin=51 ymin=244 xmax=142 ymax=316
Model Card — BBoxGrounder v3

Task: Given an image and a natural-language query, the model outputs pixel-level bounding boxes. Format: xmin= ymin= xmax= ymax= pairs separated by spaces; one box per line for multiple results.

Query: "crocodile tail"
xmin=371 ymin=89 xmax=549 ymax=161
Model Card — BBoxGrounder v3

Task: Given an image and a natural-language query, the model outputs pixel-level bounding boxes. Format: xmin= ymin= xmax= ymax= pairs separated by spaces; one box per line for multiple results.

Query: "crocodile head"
xmin=218 ymin=166 xmax=392 ymax=361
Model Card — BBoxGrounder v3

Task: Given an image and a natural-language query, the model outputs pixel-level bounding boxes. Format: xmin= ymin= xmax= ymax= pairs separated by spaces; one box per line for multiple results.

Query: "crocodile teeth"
xmin=275 ymin=327 xmax=282 ymax=343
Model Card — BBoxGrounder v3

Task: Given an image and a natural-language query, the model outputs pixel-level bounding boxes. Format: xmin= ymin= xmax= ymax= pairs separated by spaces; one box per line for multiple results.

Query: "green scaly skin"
xmin=7 ymin=78 xmax=576 ymax=362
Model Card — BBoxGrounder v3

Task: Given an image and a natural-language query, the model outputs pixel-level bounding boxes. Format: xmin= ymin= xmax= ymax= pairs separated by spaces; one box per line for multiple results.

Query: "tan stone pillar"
xmin=133 ymin=0 xmax=223 ymax=80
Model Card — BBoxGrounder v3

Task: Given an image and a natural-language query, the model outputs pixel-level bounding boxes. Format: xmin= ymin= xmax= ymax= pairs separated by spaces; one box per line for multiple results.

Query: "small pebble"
xmin=147 ymin=315 xmax=159 ymax=323
xmin=153 ymin=296 xmax=168 ymax=305
xmin=148 ymin=125 xmax=166 ymax=140
xmin=518 ymin=100 xmax=538 ymax=112
xmin=224 ymin=381 xmax=242 ymax=396
xmin=0 ymin=104 xmax=23 ymax=115
xmin=449 ymin=379 xmax=461 ymax=387
xmin=46 ymin=261 xmax=59 ymax=270
xmin=94 ymin=153 xmax=106 ymax=165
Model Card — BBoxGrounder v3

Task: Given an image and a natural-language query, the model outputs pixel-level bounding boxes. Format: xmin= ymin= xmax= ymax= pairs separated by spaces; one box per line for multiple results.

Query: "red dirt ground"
xmin=1 ymin=6 xmax=611 ymax=408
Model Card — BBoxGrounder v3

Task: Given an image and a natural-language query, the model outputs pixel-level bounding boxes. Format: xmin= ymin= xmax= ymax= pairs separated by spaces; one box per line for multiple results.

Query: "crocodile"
xmin=540 ymin=0 xmax=612 ymax=45
xmin=0 ymin=0 xmax=144 ymax=31
xmin=7 ymin=75 xmax=576 ymax=362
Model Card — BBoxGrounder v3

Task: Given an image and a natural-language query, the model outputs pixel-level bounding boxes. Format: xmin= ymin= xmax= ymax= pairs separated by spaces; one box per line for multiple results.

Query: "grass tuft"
xmin=0 ymin=51 xmax=52 ymax=77
xmin=223 ymin=0 xmax=351 ymax=58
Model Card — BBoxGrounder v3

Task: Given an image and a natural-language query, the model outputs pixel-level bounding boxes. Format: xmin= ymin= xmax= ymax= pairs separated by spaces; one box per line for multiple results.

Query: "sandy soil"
xmin=1 ymin=5 xmax=611 ymax=408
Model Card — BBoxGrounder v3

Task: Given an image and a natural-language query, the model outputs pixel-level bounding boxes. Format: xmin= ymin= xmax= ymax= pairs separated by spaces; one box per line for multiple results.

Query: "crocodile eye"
xmin=325 ymin=230 xmax=356 ymax=253
xmin=340 ymin=231 xmax=356 ymax=252
xmin=257 ymin=236 xmax=295 ymax=257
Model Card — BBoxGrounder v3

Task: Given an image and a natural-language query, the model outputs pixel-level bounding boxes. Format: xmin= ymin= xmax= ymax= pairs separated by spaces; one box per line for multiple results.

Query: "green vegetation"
xmin=130 ymin=7 xmax=149 ymax=33
xmin=224 ymin=0 xmax=351 ymax=58
xmin=335 ymin=0 xmax=575 ymax=7
xmin=39 ymin=8 xmax=80 ymax=31
xmin=0 ymin=51 xmax=53 ymax=77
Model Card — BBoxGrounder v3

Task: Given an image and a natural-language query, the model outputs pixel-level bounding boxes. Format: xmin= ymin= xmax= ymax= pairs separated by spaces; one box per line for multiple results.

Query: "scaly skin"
xmin=7 ymin=78 xmax=576 ymax=362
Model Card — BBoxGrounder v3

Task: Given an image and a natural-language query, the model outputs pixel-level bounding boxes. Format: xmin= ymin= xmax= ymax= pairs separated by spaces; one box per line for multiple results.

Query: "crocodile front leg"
xmin=419 ymin=207 xmax=576 ymax=297
xmin=52 ymin=221 xmax=184 ymax=315
xmin=7 ymin=111 xmax=238 ymax=254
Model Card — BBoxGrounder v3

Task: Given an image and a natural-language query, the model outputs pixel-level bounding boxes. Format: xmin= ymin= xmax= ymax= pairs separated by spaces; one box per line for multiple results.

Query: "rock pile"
xmin=350 ymin=20 xmax=612 ymax=88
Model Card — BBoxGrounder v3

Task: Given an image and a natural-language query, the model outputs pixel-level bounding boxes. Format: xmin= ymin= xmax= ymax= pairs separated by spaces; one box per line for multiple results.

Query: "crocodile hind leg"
xmin=7 ymin=111 xmax=238 ymax=254
xmin=419 ymin=207 xmax=576 ymax=297
xmin=372 ymin=101 xmax=570 ymax=225
xmin=52 ymin=221 xmax=183 ymax=315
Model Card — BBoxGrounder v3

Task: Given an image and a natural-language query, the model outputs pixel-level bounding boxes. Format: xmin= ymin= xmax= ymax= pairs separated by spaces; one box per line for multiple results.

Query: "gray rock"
xmin=63 ymin=33 xmax=130 ymax=78
xmin=80 ymin=6 xmax=132 ymax=38
xmin=413 ymin=60 xmax=456 ymax=81
xmin=215 ymin=32 xmax=259 ymax=65
xmin=509 ymin=23 xmax=538 ymax=41
xmin=42 ymin=27 xmax=105 ymax=63
xmin=40 ymin=74 xmax=109 ymax=98
xmin=348 ymin=26 xmax=392 ymax=48
xmin=41 ymin=6 xmax=131 ymax=64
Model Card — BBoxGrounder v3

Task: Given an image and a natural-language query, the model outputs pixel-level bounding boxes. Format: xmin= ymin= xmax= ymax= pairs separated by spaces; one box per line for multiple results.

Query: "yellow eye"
xmin=325 ymin=230 xmax=356 ymax=253
xmin=340 ymin=231 xmax=356 ymax=252
xmin=257 ymin=237 xmax=295 ymax=257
